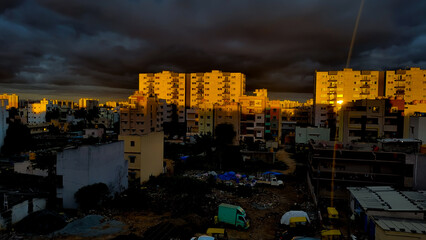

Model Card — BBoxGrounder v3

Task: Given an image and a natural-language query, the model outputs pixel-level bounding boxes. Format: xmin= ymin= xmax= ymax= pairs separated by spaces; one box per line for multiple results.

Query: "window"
xmin=130 ymin=141 xmax=135 ymax=147
xmin=372 ymin=107 xmax=380 ymax=113
xmin=129 ymin=156 xmax=136 ymax=163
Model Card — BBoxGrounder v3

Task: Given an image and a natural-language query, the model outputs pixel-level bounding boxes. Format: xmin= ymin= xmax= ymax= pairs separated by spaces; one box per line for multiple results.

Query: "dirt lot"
xmin=45 ymin=177 xmax=314 ymax=240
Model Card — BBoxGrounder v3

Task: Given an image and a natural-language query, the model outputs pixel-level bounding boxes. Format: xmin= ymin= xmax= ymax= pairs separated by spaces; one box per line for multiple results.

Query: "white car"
xmin=190 ymin=236 xmax=215 ymax=240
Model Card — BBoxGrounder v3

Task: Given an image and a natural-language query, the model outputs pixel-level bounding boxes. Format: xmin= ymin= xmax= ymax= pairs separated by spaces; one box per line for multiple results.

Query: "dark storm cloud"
xmin=1 ymin=0 xmax=426 ymax=99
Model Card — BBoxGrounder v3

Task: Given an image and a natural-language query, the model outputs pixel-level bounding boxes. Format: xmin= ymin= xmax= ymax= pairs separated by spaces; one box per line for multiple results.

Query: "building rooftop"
xmin=378 ymin=138 xmax=422 ymax=143
xmin=374 ymin=217 xmax=426 ymax=234
xmin=348 ymin=186 xmax=426 ymax=212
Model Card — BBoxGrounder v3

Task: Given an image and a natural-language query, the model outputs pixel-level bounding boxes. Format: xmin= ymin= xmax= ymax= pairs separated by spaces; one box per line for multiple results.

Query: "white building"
xmin=56 ymin=141 xmax=128 ymax=209
xmin=295 ymin=126 xmax=330 ymax=144
xmin=27 ymin=98 xmax=53 ymax=125
xmin=409 ymin=115 xmax=426 ymax=144
xmin=0 ymin=99 xmax=9 ymax=149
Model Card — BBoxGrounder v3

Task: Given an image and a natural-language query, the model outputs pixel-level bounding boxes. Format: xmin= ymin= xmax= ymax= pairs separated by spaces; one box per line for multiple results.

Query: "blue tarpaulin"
xmin=262 ymin=171 xmax=283 ymax=175
xmin=218 ymin=171 xmax=237 ymax=181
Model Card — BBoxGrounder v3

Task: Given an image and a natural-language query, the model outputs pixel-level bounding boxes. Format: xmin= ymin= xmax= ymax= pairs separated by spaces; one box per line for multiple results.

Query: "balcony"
xmin=327 ymin=92 xmax=337 ymax=95
xmin=394 ymin=85 xmax=405 ymax=88
xmin=328 ymin=85 xmax=337 ymax=88
xmin=360 ymin=85 xmax=370 ymax=88
xmin=360 ymin=78 xmax=370 ymax=82
xmin=360 ymin=92 xmax=370 ymax=95
xmin=328 ymin=79 xmax=337 ymax=82
xmin=223 ymin=78 xmax=230 ymax=82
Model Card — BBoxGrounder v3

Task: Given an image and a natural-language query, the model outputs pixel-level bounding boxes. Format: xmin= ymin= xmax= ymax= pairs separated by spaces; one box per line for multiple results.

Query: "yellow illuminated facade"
xmin=0 ymin=94 xmax=18 ymax=109
xmin=314 ymin=68 xmax=384 ymax=127
xmin=78 ymin=98 xmax=99 ymax=110
xmin=119 ymin=91 xmax=164 ymax=136
xmin=188 ymin=70 xmax=245 ymax=107
xmin=139 ymin=71 xmax=186 ymax=122
xmin=385 ymin=68 xmax=426 ymax=102
xmin=118 ymin=132 xmax=164 ymax=183
xmin=119 ymin=91 xmax=165 ymax=183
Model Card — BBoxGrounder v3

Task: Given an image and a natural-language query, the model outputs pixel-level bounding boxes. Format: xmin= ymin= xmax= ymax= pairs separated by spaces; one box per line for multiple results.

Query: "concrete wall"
xmin=295 ymin=126 xmax=330 ymax=144
xmin=414 ymin=154 xmax=426 ymax=190
xmin=366 ymin=210 xmax=423 ymax=220
xmin=14 ymin=160 xmax=48 ymax=177
xmin=0 ymin=198 xmax=46 ymax=229
xmin=0 ymin=99 xmax=9 ymax=149
xmin=56 ymin=141 xmax=128 ymax=209
xmin=409 ymin=116 xmax=426 ymax=143
xmin=375 ymin=225 xmax=426 ymax=240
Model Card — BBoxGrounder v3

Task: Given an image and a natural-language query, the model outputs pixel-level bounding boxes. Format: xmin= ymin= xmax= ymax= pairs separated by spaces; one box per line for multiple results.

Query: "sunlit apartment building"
xmin=188 ymin=70 xmax=245 ymax=107
xmin=0 ymin=94 xmax=18 ymax=109
xmin=139 ymin=71 xmax=186 ymax=123
xmin=78 ymin=98 xmax=99 ymax=110
xmin=27 ymin=98 xmax=53 ymax=125
xmin=385 ymin=67 xmax=426 ymax=102
xmin=314 ymin=68 xmax=384 ymax=127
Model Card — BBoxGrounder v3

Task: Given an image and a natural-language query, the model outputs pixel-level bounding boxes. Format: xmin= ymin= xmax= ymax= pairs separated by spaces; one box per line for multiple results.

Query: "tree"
xmin=74 ymin=183 xmax=110 ymax=210
xmin=214 ymin=124 xmax=237 ymax=169
xmin=1 ymin=122 xmax=32 ymax=155
xmin=46 ymin=108 xmax=60 ymax=122
xmin=215 ymin=123 xmax=236 ymax=146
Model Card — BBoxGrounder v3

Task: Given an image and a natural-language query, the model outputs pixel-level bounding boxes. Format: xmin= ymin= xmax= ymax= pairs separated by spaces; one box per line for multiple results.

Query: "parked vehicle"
xmin=190 ymin=236 xmax=215 ymax=240
xmin=321 ymin=229 xmax=342 ymax=240
xmin=215 ymin=203 xmax=249 ymax=229
xmin=257 ymin=176 xmax=284 ymax=186
xmin=206 ymin=228 xmax=228 ymax=240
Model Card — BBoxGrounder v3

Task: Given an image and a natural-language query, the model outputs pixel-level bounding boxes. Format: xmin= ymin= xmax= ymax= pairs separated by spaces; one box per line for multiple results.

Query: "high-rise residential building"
xmin=139 ymin=71 xmax=186 ymax=123
xmin=0 ymin=94 xmax=18 ymax=109
xmin=188 ymin=70 xmax=246 ymax=107
xmin=385 ymin=67 xmax=426 ymax=102
xmin=239 ymin=89 xmax=268 ymax=142
xmin=0 ymin=99 xmax=9 ymax=149
xmin=78 ymin=98 xmax=99 ymax=110
xmin=314 ymin=68 xmax=384 ymax=127
xmin=52 ymin=100 xmax=74 ymax=109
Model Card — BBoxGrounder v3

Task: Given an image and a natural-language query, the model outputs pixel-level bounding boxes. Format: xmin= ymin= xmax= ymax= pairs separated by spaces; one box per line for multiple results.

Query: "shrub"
xmin=74 ymin=183 xmax=109 ymax=210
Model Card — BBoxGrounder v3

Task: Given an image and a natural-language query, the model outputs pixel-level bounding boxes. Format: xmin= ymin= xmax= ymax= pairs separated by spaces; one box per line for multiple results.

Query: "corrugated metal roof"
xmin=348 ymin=187 xmax=424 ymax=212
xmin=374 ymin=217 xmax=426 ymax=234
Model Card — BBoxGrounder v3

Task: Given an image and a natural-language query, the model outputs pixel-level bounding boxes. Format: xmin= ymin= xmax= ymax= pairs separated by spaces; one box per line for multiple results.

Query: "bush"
xmin=74 ymin=183 xmax=109 ymax=210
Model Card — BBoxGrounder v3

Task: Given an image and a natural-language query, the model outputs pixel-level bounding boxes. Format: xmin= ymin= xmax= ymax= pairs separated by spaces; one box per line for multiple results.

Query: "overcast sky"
xmin=1 ymin=0 xmax=426 ymax=101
